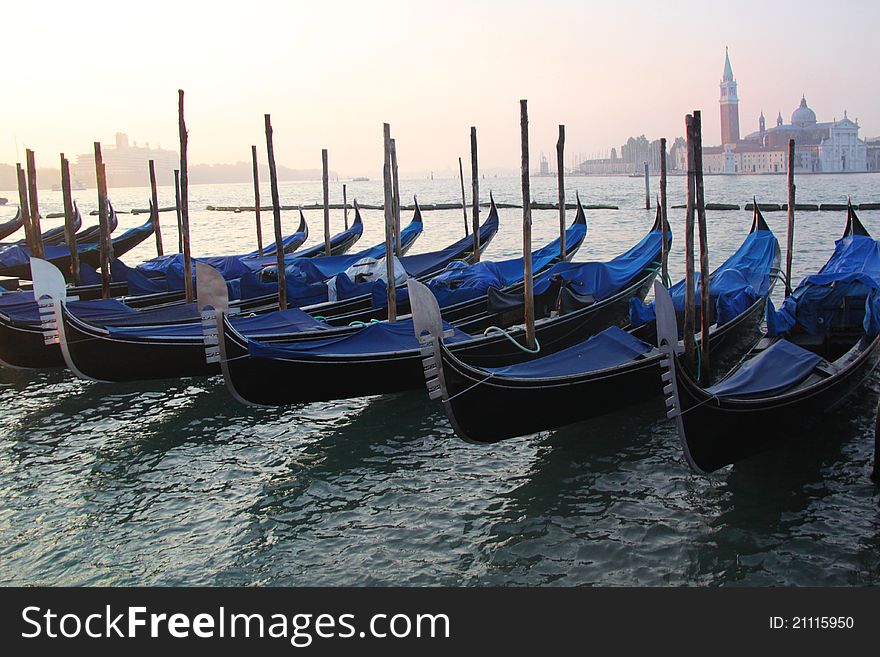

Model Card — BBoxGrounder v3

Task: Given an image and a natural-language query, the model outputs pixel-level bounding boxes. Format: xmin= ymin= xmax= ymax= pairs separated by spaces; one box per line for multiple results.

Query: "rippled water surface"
xmin=1 ymin=173 xmax=879 ymax=586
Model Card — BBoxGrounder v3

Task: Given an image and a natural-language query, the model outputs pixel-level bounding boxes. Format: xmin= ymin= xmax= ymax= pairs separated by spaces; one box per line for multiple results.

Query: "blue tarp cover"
xmin=484 ymin=325 xmax=653 ymax=379
xmin=248 ymin=318 xmax=471 ymax=359
xmin=767 ymin=233 xmax=880 ymax=338
xmin=541 ymin=226 xmax=665 ymax=300
xmin=630 ymin=228 xmax=777 ymax=328
xmin=707 ymin=338 xmax=824 ymax=399
xmin=108 ymin=307 xmax=329 ymax=339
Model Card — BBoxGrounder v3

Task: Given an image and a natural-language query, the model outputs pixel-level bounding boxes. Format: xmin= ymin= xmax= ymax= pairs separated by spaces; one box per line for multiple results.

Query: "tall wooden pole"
xmin=322 ymin=148 xmax=331 ymax=256
xmin=174 ymin=169 xmax=183 ymax=253
xmin=556 ymin=124 xmax=566 ymax=261
xmin=93 ymin=143 xmax=111 ymax=299
xmin=25 ymin=149 xmax=44 ymax=259
xmin=470 ymin=126 xmax=480 ymax=262
xmin=785 ymin=138 xmax=796 ymax=297
xmin=16 ymin=164 xmax=33 ymax=254
xmin=178 ymin=90 xmax=193 ymax=304
xmin=683 ymin=114 xmax=697 ymax=375
xmin=383 ymin=124 xmax=397 ymax=322
xmin=644 ymin=161 xmax=651 ymax=209
xmin=343 ymin=183 xmax=349 ymax=230
xmin=264 ymin=114 xmax=287 ymax=310
xmin=520 ymin=100 xmax=536 ymax=351
xmin=251 ymin=145 xmax=263 ymax=253
xmin=458 ymin=156 xmax=469 ymax=236
xmin=148 ymin=159 xmax=163 ymax=256
xmin=391 ymin=139 xmax=401 ymax=256
xmin=659 ymin=137 xmax=669 ymax=283
xmin=60 ymin=154 xmax=81 ymax=285
xmin=693 ymin=110 xmax=710 ymax=383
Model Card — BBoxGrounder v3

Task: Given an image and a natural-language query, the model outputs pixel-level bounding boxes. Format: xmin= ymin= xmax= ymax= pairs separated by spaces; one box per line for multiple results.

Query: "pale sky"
xmin=4 ymin=0 xmax=878 ymax=176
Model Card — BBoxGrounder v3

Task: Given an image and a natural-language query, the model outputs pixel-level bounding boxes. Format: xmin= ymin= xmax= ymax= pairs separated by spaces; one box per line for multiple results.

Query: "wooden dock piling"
xmin=557 ymin=125 xmax=566 ymax=261
xmin=25 ymin=150 xmax=45 ymax=259
xmin=520 ymin=100 xmax=536 ymax=351
xmin=683 ymin=114 xmax=697 ymax=375
xmin=391 ymin=139 xmax=401 ymax=256
xmin=264 ymin=114 xmax=287 ymax=310
xmin=93 ymin=143 xmax=111 ymax=299
xmin=470 ymin=127 xmax=480 ymax=262
xmin=322 ymin=148 xmax=331 ymax=256
xmin=148 ymin=159 xmax=164 ymax=256
xmin=458 ymin=157 xmax=469 ymax=236
xmin=251 ymin=145 xmax=263 ymax=253
xmin=644 ymin=161 xmax=650 ymax=210
xmin=785 ymin=139 xmax=796 ymax=297
xmin=659 ymin=137 xmax=669 ymax=283
xmin=178 ymin=90 xmax=193 ymax=304
xmin=693 ymin=110 xmax=711 ymax=383
xmin=16 ymin=164 xmax=34 ymax=254
xmin=174 ymin=169 xmax=183 ymax=253
xmin=343 ymin=184 xmax=349 ymax=230
xmin=60 ymin=154 xmax=81 ymax=285
xmin=383 ymin=124 xmax=397 ymax=322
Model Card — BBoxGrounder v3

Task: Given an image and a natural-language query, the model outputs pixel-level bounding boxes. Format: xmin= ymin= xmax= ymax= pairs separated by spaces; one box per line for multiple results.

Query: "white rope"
xmin=445 ymin=371 xmax=496 ymax=402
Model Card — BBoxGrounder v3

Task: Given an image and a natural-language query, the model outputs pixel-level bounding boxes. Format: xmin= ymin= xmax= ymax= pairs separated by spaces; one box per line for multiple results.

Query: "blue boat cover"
xmin=543 ymin=226 xmax=664 ymax=302
xmin=108 ymin=307 xmax=329 ymax=339
xmin=248 ymin=318 xmax=471 ymax=359
xmin=707 ymin=339 xmax=824 ymax=399
xmin=293 ymin=218 xmax=364 ymax=258
xmin=484 ymin=325 xmax=653 ymax=379
xmin=630 ymin=228 xmax=778 ymax=328
xmin=767 ymin=233 xmax=880 ymax=337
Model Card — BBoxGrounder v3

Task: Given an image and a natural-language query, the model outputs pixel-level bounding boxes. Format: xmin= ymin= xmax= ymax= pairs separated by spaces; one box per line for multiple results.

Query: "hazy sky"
xmin=4 ymin=0 xmax=878 ymax=176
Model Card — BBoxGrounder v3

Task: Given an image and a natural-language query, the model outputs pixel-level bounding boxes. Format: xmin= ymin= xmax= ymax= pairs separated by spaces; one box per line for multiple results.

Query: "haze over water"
xmin=1 ymin=173 xmax=878 ymax=585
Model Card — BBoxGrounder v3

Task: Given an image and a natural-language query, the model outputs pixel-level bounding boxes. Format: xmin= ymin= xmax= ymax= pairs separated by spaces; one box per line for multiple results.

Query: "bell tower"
xmin=719 ymin=47 xmax=740 ymax=144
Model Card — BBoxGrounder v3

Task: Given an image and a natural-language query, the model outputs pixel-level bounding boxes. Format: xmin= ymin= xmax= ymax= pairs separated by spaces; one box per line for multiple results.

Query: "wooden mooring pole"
xmin=93 ymin=143 xmax=111 ymax=299
xmin=520 ymin=100 xmax=536 ymax=351
xmin=383 ymin=123 xmax=397 ymax=322
xmin=693 ymin=110 xmax=710 ymax=383
xmin=178 ymin=90 xmax=193 ymax=304
xmin=16 ymin=164 xmax=33 ymax=254
xmin=470 ymin=126 xmax=480 ymax=262
xmin=60 ymin=154 xmax=81 ymax=285
xmin=264 ymin=114 xmax=287 ymax=310
xmin=148 ymin=159 xmax=164 ymax=256
xmin=659 ymin=137 xmax=669 ymax=283
xmin=391 ymin=139 xmax=401 ymax=256
xmin=644 ymin=161 xmax=651 ymax=210
xmin=343 ymin=183 xmax=349 ymax=230
xmin=785 ymin=138 xmax=796 ymax=297
xmin=174 ymin=169 xmax=183 ymax=253
xmin=322 ymin=148 xmax=331 ymax=256
xmin=683 ymin=114 xmax=697 ymax=375
xmin=557 ymin=124 xmax=566 ymax=261
xmin=458 ymin=157 xmax=469 ymax=236
xmin=25 ymin=149 xmax=45 ymax=259
xmin=251 ymin=145 xmax=263 ymax=253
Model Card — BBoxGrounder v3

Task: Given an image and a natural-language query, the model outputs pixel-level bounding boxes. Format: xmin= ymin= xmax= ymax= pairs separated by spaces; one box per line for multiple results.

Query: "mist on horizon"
xmin=3 ymin=0 xmax=878 ymax=179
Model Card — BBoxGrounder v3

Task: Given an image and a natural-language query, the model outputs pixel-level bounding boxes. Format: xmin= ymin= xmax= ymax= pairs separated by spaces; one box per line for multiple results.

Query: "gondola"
xmin=0 ymin=203 xmax=93 ymax=249
xmin=0 ymin=208 xmax=24 ymax=240
xmin=288 ymin=202 xmax=365 ymax=258
xmin=657 ymin=203 xmax=880 ymax=474
xmin=407 ymin=207 xmax=778 ymax=442
xmin=204 ymin=202 xmax=662 ymax=407
xmin=11 ymin=200 xmax=479 ymax=376
xmin=0 ymin=203 xmax=154 ymax=281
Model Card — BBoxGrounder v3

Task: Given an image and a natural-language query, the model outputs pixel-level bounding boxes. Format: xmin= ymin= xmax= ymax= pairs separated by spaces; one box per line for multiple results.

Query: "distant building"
xmin=704 ymin=50 xmax=867 ymax=173
xmin=72 ymin=133 xmax=178 ymax=188
xmin=867 ymin=137 xmax=880 ymax=171
xmin=539 ymin=152 xmax=550 ymax=175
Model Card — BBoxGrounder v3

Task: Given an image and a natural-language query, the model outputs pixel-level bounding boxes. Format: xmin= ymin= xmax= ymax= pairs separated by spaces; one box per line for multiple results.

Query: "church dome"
xmin=791 ymin=96 xmax=817 ymax=126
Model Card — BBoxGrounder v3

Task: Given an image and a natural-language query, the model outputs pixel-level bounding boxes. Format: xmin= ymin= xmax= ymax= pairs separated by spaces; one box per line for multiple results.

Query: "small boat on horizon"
xmin=51 ymin=179 xmax=88 ymax=192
